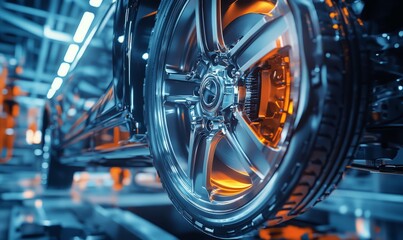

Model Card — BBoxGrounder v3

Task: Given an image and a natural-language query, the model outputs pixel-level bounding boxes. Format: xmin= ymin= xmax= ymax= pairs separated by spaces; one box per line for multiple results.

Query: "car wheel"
xmin=144 ymin=0 xmax=367 ymax=238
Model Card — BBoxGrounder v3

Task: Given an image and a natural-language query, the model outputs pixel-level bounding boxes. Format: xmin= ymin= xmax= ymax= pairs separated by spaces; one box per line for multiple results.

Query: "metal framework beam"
xmin=0 ymin=8 xmax=72 ymax=43
xmin=15 ymin=95 xmax=46 ymax=107
xmin=14 ymin=80 xmax=49 ymax=96
xmin=0 ymin=25 xmax=33 ymax=38
xmin=2 ymin=2 xmax=77 ymax=25
xmin=0 ymin=43 xmax=15 ymax=54
xmin=12 ymin=69 xmax=54 ymax=83
xmin=32 ymin=3 xmax=55 ymax=97
xmin=49 ymin=0 xmax=76 ymax=65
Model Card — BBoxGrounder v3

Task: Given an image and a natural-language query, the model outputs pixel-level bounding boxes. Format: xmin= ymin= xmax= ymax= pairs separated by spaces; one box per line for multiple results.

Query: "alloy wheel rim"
xmin=157 ymin=0 xmax=301 ymax=212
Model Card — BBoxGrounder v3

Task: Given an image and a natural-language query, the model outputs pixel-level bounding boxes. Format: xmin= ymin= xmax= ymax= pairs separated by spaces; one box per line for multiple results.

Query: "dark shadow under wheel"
xmin=144 ymin=0 xmax=367 ymax=238
xmin=42 ymin=125 xmax=77 ymax=189
xmin=45 ymin=154 xmax=76 ymax=189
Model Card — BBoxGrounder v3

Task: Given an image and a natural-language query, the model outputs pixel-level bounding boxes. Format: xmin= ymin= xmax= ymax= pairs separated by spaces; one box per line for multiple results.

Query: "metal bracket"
xmin=370 ymin=78 xmax=403 ymax=126
xmin=348 ymin=143 xmax=403 ymax=174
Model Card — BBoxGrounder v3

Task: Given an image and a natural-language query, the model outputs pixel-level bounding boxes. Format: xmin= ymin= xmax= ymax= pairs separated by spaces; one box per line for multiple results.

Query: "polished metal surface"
xmin=153 ymin=0 xmax=301 ymax=211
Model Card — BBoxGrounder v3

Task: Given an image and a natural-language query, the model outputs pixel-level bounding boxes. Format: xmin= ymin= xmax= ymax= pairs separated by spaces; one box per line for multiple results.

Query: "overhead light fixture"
xmin=142 ymin=53 xmax=149 ymax=60
xmin=33 ymin=130 xmax=42 ymax=144
xmin=67 ymin=108 xmax=77 ymax=117
xmin=117 ymin=35 xmax=124 ymax=43
xmin=89 ymin=0 xmax=103 ymax=7
xmin=47 ymin=88 xmax=56 ymax=99
xmin=73 ymin=12 xmax=95 ymax=43
xmin=64 ymin=44 xmax=80 ymax=63
xmin=51 ymin=77 xmax=63 ymax=90
xmin=57 ymin=62 xmax=70 ymax=77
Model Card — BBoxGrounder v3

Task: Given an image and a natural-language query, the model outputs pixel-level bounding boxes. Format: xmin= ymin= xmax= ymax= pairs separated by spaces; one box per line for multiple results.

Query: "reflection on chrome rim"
xmin=157 ymin=0 xmax=301 ymax=212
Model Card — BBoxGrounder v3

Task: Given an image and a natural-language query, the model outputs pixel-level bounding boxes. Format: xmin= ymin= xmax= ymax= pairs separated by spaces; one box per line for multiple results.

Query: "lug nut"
xmin=226 ymin=65 xmax=236 ymax=78
xmin=212 ymin=54 xmax=219 ymax=66
xmin=206 ymin=120 xmax=214 ymax=131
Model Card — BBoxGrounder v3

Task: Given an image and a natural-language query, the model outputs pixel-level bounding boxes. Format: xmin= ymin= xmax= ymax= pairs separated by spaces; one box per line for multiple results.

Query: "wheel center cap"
xmin=200 ymin=74 xmax=222 ymax=112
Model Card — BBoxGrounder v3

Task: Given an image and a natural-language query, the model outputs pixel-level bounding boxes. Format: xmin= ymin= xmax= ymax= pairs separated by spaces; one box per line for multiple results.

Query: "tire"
xmin=144 ymin=0 xmax=367 ymax=238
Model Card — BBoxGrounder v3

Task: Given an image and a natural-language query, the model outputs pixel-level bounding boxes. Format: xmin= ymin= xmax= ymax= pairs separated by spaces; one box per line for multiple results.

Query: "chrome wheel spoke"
xmin=224 ymin=128 xmax=265 ymax=182
xmin=229 ymin=111 xmax=274 ymax=177
xmin=229 ymin=11 xmax=291 ymax=72
xmin=164 ymin=69 xmax=200 ymax=106
xmin=189 ymin=129 xmax=223 ymax=199
xmin=187 ymin=124 xmax=205 ymax=179
xmin=196 ymin=0 xmax=226 ymax=55
xmin=166 ymin=72 xmax=191 ymax=82
xmin=164 ymin=95 xmax=199 ymax=104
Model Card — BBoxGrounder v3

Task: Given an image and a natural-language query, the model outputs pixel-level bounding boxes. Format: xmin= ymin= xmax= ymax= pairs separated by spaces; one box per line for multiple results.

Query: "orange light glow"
xmin=15 ymin=66 xmax=23 ymax=74
xmin=288 ymin=101 xmax=294 ymax=115
xmin=355 ymin=218 xmax=371 ymax=239
xmin=342 ymin=7 xmax=350 ymax=18
xmin=210 ymin=171 xmax=251 ymax=196
xmin=248 ymin=53 xmax=292 ymax=148
xmin=329 ymin=12 xmax=337 ymax=19
xmin=223 ymin=1 xmax=275 ymax=27
xmin=110 ymin=167 xmax=131 ymax=191
xmin=260 ymin=225 xmax=314 ymax=240
xmin=22 ymin=190 xmax=35 ymax=199
xmin=325 ymin=0 xmax=334 ymax=8
xmin=0 ymin=66 xmax=15 ymax=163
xmin=333 ymin=24 xmax=339 ymax=30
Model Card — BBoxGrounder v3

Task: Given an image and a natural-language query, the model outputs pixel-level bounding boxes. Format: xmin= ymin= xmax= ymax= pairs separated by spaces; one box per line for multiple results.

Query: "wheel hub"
xmin=200 ymin=74 xmax=222 ymax=112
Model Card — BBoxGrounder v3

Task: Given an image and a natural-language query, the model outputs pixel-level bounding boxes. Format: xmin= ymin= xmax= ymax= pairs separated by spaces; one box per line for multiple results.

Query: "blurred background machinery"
xmin=0 ymin=0 xmax=402 ymax=239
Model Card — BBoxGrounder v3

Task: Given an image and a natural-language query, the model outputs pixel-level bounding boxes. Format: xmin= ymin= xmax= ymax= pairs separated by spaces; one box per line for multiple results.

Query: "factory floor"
xmin=1 ymin=168 xmax=403 ymax=239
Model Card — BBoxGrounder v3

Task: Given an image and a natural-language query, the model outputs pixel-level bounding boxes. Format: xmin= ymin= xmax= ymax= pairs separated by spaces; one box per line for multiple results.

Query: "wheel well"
xmin=113 ymin=0 xmax=160 ymax=133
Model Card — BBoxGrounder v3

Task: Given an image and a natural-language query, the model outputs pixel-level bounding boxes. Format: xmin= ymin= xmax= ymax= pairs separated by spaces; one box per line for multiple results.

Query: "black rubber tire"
xmin=144 ymin=0 xmax=367 ymax=238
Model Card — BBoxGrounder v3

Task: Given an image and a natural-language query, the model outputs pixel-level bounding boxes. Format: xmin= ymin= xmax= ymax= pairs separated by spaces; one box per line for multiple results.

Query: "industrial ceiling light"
xmin=51 ymin=77 xmax=63 ymax=90
xmin=89 ymin=0 xmax=103 ymax=8
xmin=46 ymin=11 xmax=95 ymax=99
xmin=117 ymin=35 xmax=124 ymax=43
xmin=64 ymin=44 xmax=80 ymax=63
xmin=73 ymin=12 xmax=95 ymax=43
xmin=141 ymin=53 xmax=149 ymax=60
xmin=57 ymin=62 xmax=70 ymax=77
xmin=46 ymin=88 xmax=56 ymax=99
xmin=47 ymin=77 xmax=64 ymax=99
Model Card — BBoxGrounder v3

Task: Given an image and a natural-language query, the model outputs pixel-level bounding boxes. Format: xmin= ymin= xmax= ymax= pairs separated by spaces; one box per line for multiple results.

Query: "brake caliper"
xmin=242 ymin=54 xmax=292 ymax=147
